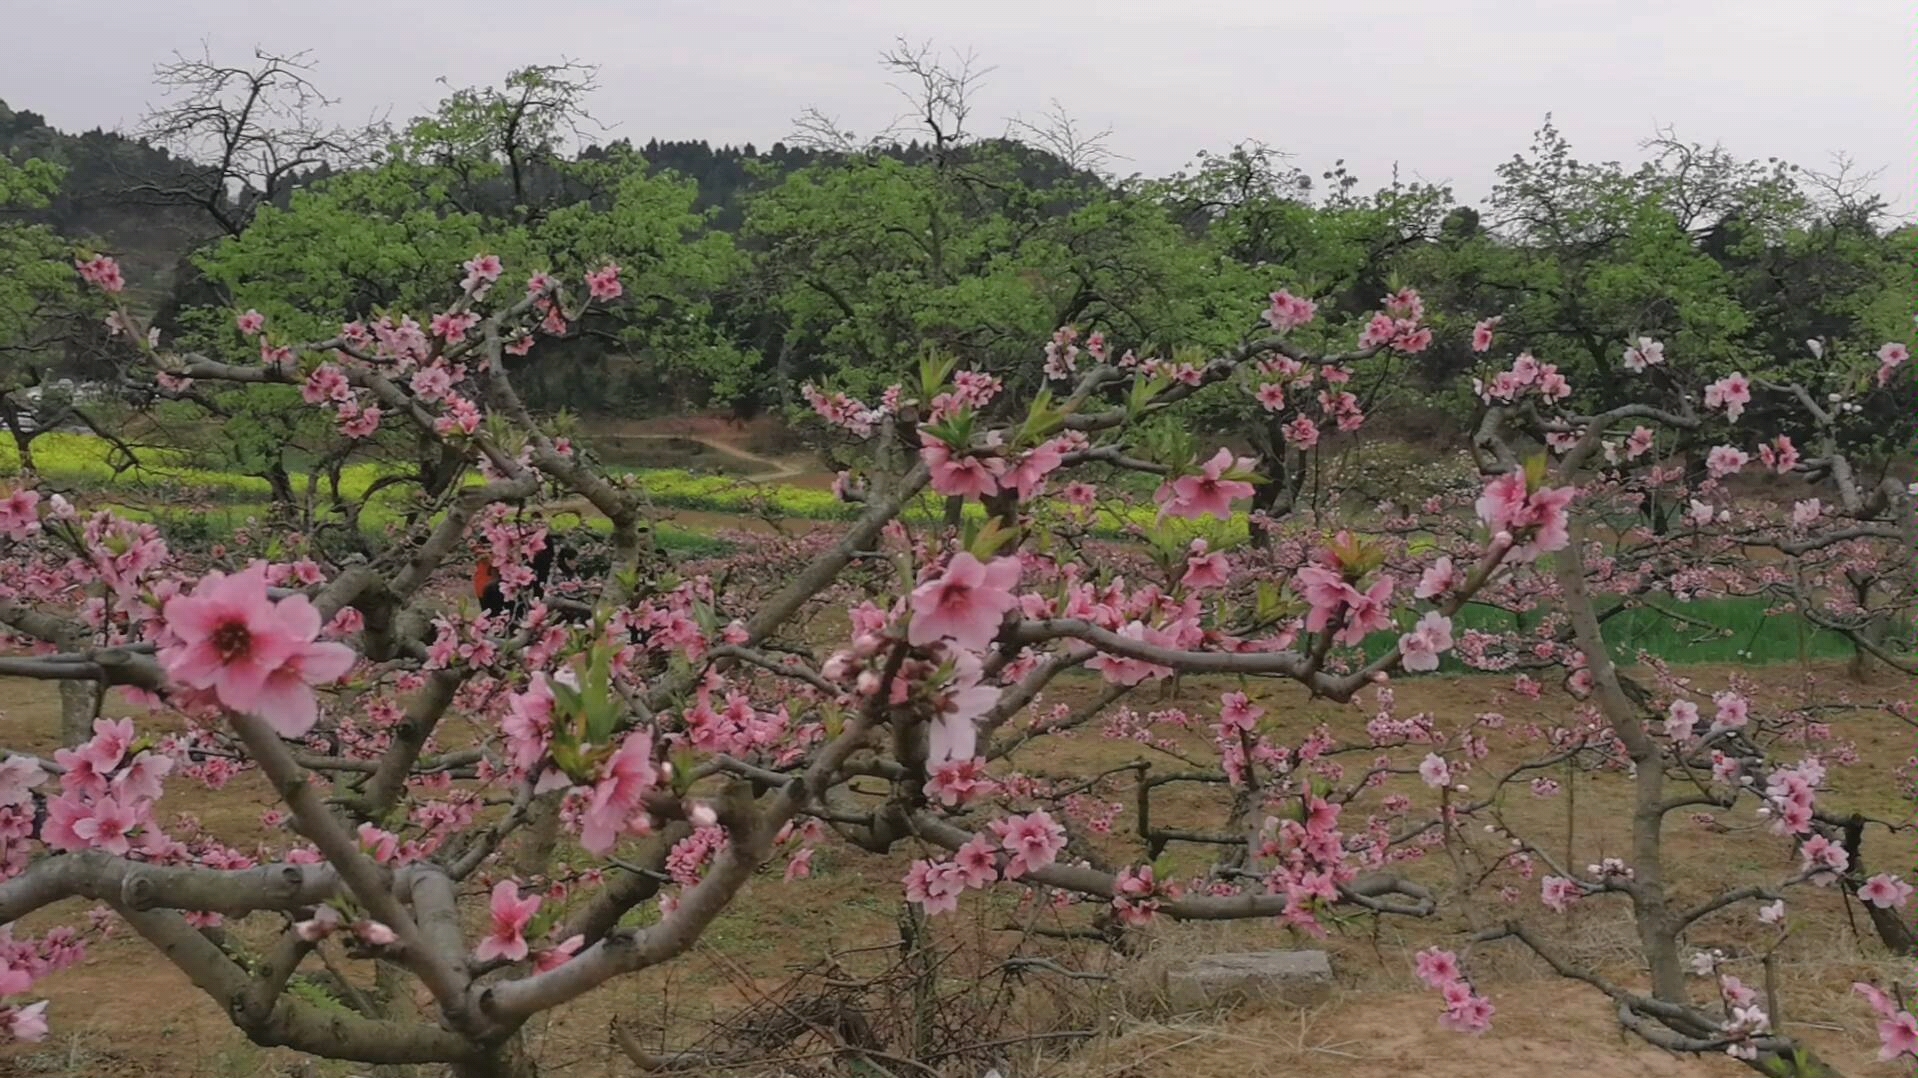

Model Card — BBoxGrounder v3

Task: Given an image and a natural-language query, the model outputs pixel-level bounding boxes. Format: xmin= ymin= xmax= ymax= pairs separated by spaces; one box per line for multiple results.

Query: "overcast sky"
xmin=4 ymin=0 xmax=1910 ymax=216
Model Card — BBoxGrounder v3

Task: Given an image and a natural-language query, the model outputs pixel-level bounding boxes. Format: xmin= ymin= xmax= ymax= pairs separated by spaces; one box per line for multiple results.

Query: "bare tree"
xmin=791 ymin=38 xmax=993 ymax=159
xmin=133 ymin=46 xmax=385 ymax=236
xmin=1007 ymin=99 xmax=1118 ymax=175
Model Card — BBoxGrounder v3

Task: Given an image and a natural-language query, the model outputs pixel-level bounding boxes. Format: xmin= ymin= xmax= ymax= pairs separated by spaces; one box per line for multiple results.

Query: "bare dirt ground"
xmin=0 ymin=662 xmax=1910 ymax=1078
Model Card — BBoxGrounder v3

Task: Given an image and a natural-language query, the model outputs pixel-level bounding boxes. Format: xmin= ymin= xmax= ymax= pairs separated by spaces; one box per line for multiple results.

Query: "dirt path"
xmin=592 ymin=431 xmax=806 ymax=483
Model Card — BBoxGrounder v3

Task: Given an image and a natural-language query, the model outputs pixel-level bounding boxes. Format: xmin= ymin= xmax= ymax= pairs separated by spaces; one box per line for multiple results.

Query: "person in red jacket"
xmin=475 ymin=543 xmax=560 ymax=619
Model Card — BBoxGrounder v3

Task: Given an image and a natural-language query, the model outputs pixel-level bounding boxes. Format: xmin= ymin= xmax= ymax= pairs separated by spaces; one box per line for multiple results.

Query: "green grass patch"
xmin=102 ymin=500 xmax=732 ymax=559
xmin=1355 ymin=595 xmax=1897 ymax=667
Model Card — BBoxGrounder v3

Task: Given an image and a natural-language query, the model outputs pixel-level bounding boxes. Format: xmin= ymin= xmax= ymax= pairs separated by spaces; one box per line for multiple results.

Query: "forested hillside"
xmin=3 ymin=53 xmax=1911 ymax=440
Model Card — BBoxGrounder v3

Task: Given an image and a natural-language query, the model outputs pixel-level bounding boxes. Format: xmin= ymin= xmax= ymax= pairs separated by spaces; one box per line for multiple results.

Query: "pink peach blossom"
xmin=1703 ymin=373 xmax=1752 ymax=422
xmin=1397 ymin=611 xmax=1455 ymax=672
xmin=1706 ymin=445 xmax=1749 ymax=479
xmin=1540 ymin=875 xmax=1580 ymax=912
xmin=533 ymin=934 xmax=584 ymax=973
xmin=1878 ymin=1011 xmax=1918 ymax=1061
xmin=1155 ymin=449 xmax=1256 ymax=521
xmin=1414 ymin=947 xmax=1461 ymax=988
xmin=579 ymin=730 xmax=660 ymax=855
xmin=1415 ymin=557 xmax=1458 ymax=600
xmin=585 ymin=264 xmax=623 ymax=301
xmin=1264 ymin=289 xmax=1318 ymax=332
xmin=1181 ymin=540 xmax=1231 ymax=591
xmin=990 ymin=810 xmax=1067 ymax=879
xmin=908 ymin=553 xmax=1021 ymax=652
xmin=473 ymin=880 xmax=541 ymax=963
xmin=1621 ymin=337 xmax=1664 ymax=371
xmin=1858 ymin=874 xmax=1914 ymax=911
xmin=160 ymin=564 xmax=357 ymax=736
xmin=7 ymin=1001 xmax=49 ymax=1042
xmin=0 ymin=489 xmax=40 ymax=541
xmin=1471 ymin=319 xmax=1497 ymax=353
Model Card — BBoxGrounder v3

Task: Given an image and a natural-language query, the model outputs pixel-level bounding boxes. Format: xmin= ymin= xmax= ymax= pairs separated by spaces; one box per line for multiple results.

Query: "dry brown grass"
xmin=0 ymin=661 xmax=1910 ymax=1077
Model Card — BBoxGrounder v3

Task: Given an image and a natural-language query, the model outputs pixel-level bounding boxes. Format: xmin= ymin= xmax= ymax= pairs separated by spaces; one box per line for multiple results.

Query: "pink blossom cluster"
xmin=1703 ymin=373 xmax=1753 ymax=422
xmin=1252 ymin=793 xmax=1368 ymax=935
xmin=1477 ymin=353 xmax=1572 ymax=404
xmin=40 ymin=719 xmax=171 ymax=860
xmin=153 ymin=562 xmax=361 ymax=738
xmin=0 ymin=924 xmax=89 ymax=1043
xmin=1042 ymin=325 xmax=1084 ymax=379
xmin=904 ymin=810 xmax=1067 ymax=915
xmin=1855 ymin=982 xmax=1918 ymax=1062
xmin=800 ymin=383 xmax=888 ymax=436
xmin=1111 ymin=864 xmax=1166 ymax=925
xmin=1293 ymin=537 xmax=1396 ymax=648
xmin=1263 ymin=289 xmax=1319 ymax=333
xmin=921 ymin=432 xmax=1078 ymax=502
xmin=1474 ymin=471 xmax=1574 ymax=562
xmin=1877 ymin=342 xmax=1909 ymax=386
xmin=1356 ymin=289 xmax=1433 ymax=353
xmin=665 ymin=824 xmax=730 ymax=886
xmin=1621 ymin=336 xmax=1666 ymax=372
xmin=74 ymin=255 xmax=125 ymax=294
xmin=1414 ymin=948 xmax=1495 ymax=1035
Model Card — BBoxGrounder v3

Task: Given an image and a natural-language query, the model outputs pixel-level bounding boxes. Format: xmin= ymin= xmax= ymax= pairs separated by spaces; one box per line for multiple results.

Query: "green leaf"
xmin=967 ymin=518 xmax=1018 ymax=561
xmin=579 ymin=645 xmax=619 ymax=746
xmin=1127 ymin=373 xmax=1173 ymax=419
xmin=1523 ymin=453 xmax=1551 ymax=491
xmin=1015 ymin=387 xmax=1066 ymax=447
xmin=549 ymin=677 xmax=584 ymax=720
xmin=669 ymin=748 xmax=698 ymax=796
xmin=918 ymin=352 xmax=959 ymax=403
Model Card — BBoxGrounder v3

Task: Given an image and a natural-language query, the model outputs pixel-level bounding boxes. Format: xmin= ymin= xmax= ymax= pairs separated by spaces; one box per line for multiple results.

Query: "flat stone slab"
xmin=1162 ymin=949 xmax=1334 ymax=1012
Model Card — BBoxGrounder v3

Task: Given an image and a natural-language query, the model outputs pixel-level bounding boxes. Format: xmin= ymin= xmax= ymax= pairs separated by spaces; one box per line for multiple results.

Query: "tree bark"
xmin=513 ymin=792 xmax=564 ymax=878
xmin=1841 ymin=814 xmax=1918 ymax=957
xmin=58 ymin=677 xmax=99 ymax=746
xmin=1843 ymin=572 xmax=1886 ymax=682
xmin=1554 ymin=523 xmax=1688 ymax=1004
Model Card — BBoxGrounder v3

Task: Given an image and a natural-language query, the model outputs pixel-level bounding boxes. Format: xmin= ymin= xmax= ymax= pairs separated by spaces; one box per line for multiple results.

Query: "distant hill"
xmin=1 ymin=96 xmax=1098 ymax=270
xmin=0 ymin=99 xmax=225 ymax=301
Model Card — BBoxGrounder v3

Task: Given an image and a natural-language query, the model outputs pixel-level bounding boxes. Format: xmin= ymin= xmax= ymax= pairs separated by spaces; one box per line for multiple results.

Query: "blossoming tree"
xmin=0 ymin=253 xmax=1909 ymax=1076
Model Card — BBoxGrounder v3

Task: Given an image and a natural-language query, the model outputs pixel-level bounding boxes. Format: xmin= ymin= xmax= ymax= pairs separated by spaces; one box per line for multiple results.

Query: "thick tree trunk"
xmin=1844 ymin=572 xmax=1883 ymax=681
xmin=1555 ymin=524 xmax=1689 ymax=1004
xmin=1841 ymin=814 xmax=1918 ymax=956
xmin=263 ymin=460 xmax=297 ymax=508
xmin=10 ymin=428 xmax=36 ymax=477
xmin=514 ymin=792 xmax=564 ymax=878
xmin=58 ymin=678 xmax=98 ymax=746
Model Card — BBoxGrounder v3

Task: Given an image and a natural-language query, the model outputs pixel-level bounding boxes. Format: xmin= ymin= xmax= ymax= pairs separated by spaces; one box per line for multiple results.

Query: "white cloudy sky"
xmin=4 ymin=0 xmax=1911 ymax=215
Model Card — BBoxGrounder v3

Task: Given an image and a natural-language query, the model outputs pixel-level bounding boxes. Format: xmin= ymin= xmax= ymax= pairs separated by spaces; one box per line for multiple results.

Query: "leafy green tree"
xmin=746 ymin=44 xmax=1243 ymax=414
xmin=153 ymin=66 xmax=751 ymax=509
xmin=1403 ymin=120 xmax=1792 ymax=397
xmin=1154 ymin=143 xmax=1456 ymax=531
xmin=0 ymin=156 xmax=133 ymax=472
